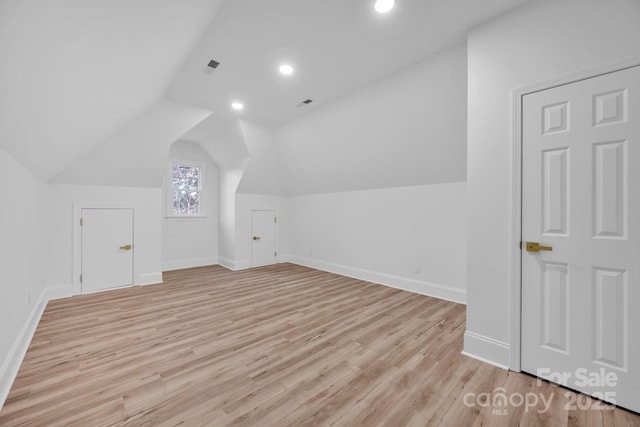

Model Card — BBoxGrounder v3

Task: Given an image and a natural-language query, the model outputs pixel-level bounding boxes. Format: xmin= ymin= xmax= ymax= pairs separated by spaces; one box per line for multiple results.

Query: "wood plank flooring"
xmin=0 ymin=263 xmax=638 ymax=426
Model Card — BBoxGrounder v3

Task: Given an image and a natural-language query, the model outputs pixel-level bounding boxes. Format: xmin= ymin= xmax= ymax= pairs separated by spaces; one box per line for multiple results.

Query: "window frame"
xmin=166 ymin=158 xmax=206 ymax=219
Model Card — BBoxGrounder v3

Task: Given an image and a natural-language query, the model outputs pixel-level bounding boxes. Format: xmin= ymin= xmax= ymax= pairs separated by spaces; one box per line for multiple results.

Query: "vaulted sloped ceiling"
xmin=168 ymin=0 xmax=529 ymax=195
xmin=52 ymin=101 xmax=211 ymax=187
xmin=195 ymin=119 xmax=249 ymax=171
xmin=167 ymin=0 xmax=530 ymax=135
xmin=0 ymin=0 xmax=531 ymax=192
xmin=277 ymin=44 xmax=469 ymax=195
xmin=0 ymin=0 xmax=224 ymax=181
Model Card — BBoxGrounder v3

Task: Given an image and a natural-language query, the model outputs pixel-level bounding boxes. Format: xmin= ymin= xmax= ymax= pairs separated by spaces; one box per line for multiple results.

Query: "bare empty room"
xmin=0 ymin=0 xmax=639 ymax=425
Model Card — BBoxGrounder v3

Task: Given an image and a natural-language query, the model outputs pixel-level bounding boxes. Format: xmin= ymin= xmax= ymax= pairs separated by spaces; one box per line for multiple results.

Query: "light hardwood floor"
xmin=0 ymin=263 xmax=638 ymax=426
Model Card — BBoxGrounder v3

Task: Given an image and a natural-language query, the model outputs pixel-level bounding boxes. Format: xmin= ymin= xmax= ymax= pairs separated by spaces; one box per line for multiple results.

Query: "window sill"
xmin=165 ymin=215 xmax=208 ymax=221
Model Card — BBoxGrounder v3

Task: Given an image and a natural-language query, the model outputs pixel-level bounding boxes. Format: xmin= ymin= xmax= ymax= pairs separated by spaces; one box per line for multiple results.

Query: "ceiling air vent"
xmin=297 ymin=99 xmax=313 ymax=107
xmin=203 ymin=59 xmax=220 ymax=74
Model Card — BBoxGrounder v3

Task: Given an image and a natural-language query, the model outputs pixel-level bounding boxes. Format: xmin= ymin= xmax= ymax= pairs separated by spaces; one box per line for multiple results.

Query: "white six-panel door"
xmin=81 ymin=208 xmax=134 ymax=293
xmin=522 ymin=66 xmax=640 ymax=412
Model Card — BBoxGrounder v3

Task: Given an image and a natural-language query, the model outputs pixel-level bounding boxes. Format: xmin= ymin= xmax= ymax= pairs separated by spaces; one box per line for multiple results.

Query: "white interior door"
xmin=81 ymin=208 xmax=134 ymax=293
xmin=251 ymin=210 xmax=277 ymax=267
xmin=522 ymin=66 xmax=640 ymax=412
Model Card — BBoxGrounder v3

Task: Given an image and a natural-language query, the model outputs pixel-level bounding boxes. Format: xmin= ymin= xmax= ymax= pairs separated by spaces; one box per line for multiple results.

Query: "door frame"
xmin=510 ymin=54 xmax=640 ymax=371
xmin=72 ymin=203 xmax=135 ymax=295
xmin=250 ymin=209 xmax=279 ymax=267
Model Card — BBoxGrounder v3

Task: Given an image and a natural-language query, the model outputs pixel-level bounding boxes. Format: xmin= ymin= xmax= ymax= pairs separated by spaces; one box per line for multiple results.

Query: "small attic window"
xmin=167 ymin=160 xmax=204 ymax=218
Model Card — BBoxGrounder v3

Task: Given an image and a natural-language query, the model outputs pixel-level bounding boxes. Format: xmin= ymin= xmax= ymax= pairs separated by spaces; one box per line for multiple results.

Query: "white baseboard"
xmin=462 ymin=330 xmax=510 ymax=370
xmin=218 ymin=257 xmax=251 ymax=271
xmin=161 ymin=257 xmax=217 ymax=272
xmin=218 ymin=257 xmax=238 ymax=271
xmin=277 ymin=254 xmax=291 ymax=264
xmin=235 ymin=259 xmax=250 ymax=270
xmin=137 ymin=272 xmax=163 ymax=286
xmin=0 ymin=290 xmax=48 ymax=410
xmin=218 ymin=257 xmax=290 ymax=271
xmin=288 ymin=255 xmax=466 ymax=305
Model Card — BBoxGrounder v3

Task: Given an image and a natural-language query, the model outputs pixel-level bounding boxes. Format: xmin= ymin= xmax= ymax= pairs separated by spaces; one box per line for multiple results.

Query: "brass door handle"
xmin=526 ymin=242 xmax=552 ymax=252
xmin=253 ymin=236 xmax=261 ymax=241
xmin=119 ymin=244 xmax=132 ymax=250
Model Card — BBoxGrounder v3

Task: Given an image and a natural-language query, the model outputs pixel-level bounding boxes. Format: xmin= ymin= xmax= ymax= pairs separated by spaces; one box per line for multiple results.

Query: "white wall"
xmin=162 ymin=141 xmax=219 ymax=271
xmin=234 ymin=194 xmax=290 ymax=270
xmin=0 ymin=149 xmax=45 ymax=406
xmin=236 ymin=120 xmax=287 ymax=196
xmin=218 ymin=168 xmax=245 ymax=269
xmin=44 ymin=184 xmax=163 ymax=295
xmin=465 ymin=0 xmax=640 ymax=367
xmin=276 ymin=42 xmax=467 ymax=195
xmin=288 ymin=182 xmax=466 ymax=303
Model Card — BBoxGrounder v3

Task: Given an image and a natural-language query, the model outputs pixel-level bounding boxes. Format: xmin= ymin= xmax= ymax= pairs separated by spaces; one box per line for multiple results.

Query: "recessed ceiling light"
xmin=231 ymin=102 xmax=244 ymax=111
xmin=374 ymin=0 xmax=395 ymax=13
xmin=279 ymin=64 xmax=294 ymax=75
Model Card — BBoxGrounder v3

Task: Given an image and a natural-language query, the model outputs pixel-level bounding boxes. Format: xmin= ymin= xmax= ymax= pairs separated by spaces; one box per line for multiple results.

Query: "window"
xmin=168 ymin=160 xmax=204 ymax=217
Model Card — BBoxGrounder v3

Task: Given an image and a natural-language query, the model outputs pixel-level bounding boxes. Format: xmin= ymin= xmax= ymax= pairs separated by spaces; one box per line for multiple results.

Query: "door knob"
xmin=119 ymin=244 xmax=132 ymax=250
xmin=253 ymin=236 xmax=261 ymax=241
xmin=526 ymin=242 xmax=552 ymax=252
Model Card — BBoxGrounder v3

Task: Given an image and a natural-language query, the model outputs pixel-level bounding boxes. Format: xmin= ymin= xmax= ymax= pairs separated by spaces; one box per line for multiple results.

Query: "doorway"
xmin=520 ymin=65 xmax=639 ymax=411
xmin=80 ymin=208 xmax=134 ymax=293
xmin=251 ymin=210 xmax=277 ymax=267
